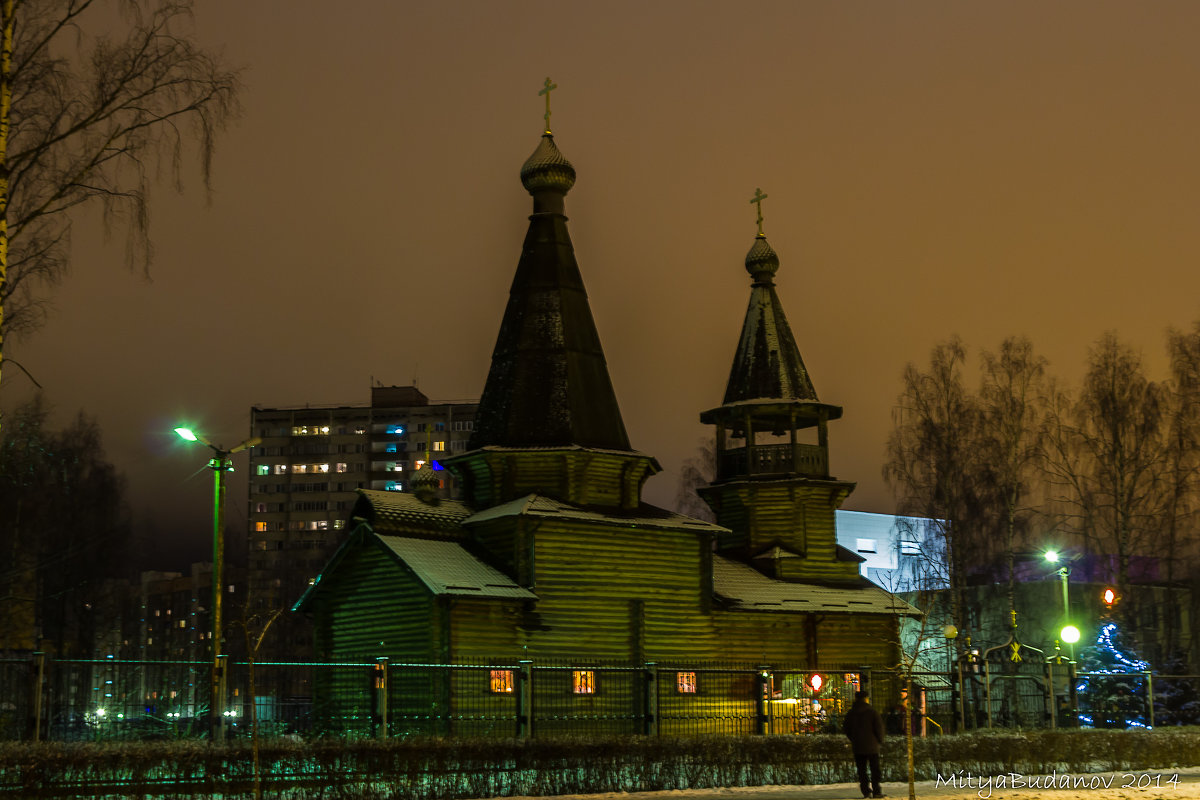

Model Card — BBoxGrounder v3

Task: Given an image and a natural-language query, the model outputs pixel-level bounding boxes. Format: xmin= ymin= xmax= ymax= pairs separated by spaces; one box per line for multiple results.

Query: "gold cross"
xmin=539 ymin=77 xmax=557 ymax=133
xmin=750 ymin=187 xmax=768 ymax=235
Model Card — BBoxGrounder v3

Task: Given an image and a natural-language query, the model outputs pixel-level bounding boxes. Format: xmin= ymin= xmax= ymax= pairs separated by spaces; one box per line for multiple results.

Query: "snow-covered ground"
xmin=473 ymin=766 xmax=1200 ymax=800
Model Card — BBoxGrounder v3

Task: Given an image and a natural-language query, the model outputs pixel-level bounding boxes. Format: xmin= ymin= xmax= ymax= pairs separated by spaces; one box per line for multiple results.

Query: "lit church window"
xmin=490 ymin=670 xmax=514 ymax=693
xmin=573 ymin=670 xmax=595 ymax=694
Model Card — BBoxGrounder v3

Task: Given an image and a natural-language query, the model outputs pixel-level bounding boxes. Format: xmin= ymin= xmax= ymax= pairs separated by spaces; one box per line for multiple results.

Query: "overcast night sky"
xmin=6 ymin=1 xmax=1200 ymax=569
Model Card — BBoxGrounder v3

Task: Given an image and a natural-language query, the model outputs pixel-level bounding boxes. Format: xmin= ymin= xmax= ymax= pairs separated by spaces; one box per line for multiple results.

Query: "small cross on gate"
xmin=750 ymin=187 xmax=768 ymax=235
xmin=539 ymin=77 xmax=557 ymax=133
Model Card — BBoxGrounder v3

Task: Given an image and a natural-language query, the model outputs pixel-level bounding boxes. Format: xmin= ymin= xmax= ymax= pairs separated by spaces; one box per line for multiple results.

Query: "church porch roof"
xmin=294 ymin=527 xmax=535 ymax=611
xmin=375 ymin=536 xmax=536 ymax=599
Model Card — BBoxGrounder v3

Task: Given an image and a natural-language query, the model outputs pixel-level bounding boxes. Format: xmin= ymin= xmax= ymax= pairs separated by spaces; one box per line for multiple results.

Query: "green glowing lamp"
xmin=1060 ymin=625 xmax=1081 ymax=644
xmin=174 ymin=427 xmax=199 ymax=442
xmin=1044 ymin=550 xmax=1059 ymax=563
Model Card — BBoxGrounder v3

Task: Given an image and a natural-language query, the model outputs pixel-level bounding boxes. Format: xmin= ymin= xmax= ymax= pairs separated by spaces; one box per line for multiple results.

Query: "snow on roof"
xmin=713 ymin=556 xmax=920 ymax=615
xmin=376 ymin=535 xmax=536 ymax=600
xmin=463 ymin=493 xmax=727 ymax=533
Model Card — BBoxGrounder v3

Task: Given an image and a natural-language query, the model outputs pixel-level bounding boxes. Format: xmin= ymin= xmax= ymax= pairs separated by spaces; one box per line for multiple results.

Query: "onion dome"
xmin=521 ymin=134 xmax=576 ymax=196
xmin=745 ymin=234 xmax=780 ymax=283
xmin=409 ymin=464 xmax=441 ymax=505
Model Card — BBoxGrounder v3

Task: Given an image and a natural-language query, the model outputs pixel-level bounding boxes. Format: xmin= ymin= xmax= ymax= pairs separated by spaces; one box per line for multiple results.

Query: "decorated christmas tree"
xmin=1076 ymin=622 xmax=1151 ymax=728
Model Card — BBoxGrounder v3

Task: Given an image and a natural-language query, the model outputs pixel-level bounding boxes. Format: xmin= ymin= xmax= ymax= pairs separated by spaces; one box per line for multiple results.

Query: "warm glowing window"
xmin=293 ymin=464 xmax=309 ymax=474
xmin=336 ymin=463 xmax=348 ymax=473
xmin=433 ymin=441 xmax=445 ymax=451
xmin=274 ymin=465 xmax=287 ymax=475
xmin=490 ymin=670 xmax=514 ymax=693
xmin=255 ymin=522 xmax=268 ymax=532
xmin=573 ymin=670 xmax=595 ymax=695
xmin=676 ymin=672 xmax=697 ymax=693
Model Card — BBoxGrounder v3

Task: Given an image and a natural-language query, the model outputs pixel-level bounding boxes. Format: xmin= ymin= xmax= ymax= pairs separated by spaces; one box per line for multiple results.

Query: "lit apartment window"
xmin=856 ymin=538 xmax=877 ymax=554
xmin=291 ymin=425 xmax=328 ymax=436
xmin=355 ymin=427 xmax=367 ymax=435
xmin=293 ymin=464 xmax=308 ymax=474
xmin=677 ymin=672 xmax=697 ymax=694
xmin=256 ymin=465 xmax=269 ymax=476
xmin=572 ymin=670 xmax=595 ymax=695
xmin=336 ymin=463 xmax=348 ymax=472
xmin=490 ymin=670 xmax=515 ymax=693
xmin=333 ymin=520 xmax=345 ymax=529
xmin=274 ymin=465 xmax=287 ymax=475
xmin=433 ymin=441 xmax=445 ymax=452
xmin=255 ymin=522 xmax=268 ymax=532
xmin=317 ymin=463 xmax=330 ymax=473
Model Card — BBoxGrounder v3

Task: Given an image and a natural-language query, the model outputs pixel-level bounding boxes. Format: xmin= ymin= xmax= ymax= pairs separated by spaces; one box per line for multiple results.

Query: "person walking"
xmin=843 ymin=690 xmax=885 ymax=798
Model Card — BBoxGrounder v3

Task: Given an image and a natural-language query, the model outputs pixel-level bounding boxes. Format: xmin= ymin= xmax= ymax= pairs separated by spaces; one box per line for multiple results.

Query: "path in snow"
xmin=473 ymin=766 xmax=1200 ymax=800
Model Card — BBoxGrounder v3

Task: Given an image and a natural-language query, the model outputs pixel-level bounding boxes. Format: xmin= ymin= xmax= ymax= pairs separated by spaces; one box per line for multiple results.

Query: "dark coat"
xmin=843 ymin=698 xmax=885 ymax=754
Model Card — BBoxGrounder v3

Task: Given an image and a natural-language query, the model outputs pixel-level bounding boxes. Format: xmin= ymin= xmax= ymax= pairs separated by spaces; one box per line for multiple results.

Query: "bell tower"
xmin=699 ymin=191 xmax=860 ymax=585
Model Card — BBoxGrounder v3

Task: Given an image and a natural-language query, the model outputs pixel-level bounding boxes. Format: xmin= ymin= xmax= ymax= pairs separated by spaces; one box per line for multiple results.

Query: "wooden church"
xmin=296 ymin=100 xmax=913 ymax=735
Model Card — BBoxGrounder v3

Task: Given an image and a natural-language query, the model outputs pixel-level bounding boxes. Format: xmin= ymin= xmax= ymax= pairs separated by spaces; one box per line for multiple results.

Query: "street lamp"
xmin=1045 ymin=548 xmax=1082 ymax=727
xmin=1044 ymin=550 xmax=1075 ymax=655
xmin=174 ymin=427 xmax=260 ymax=743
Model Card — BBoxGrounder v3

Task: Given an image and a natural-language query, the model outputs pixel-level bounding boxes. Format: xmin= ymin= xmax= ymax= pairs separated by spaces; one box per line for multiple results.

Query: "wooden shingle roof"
xmin=724 ymin=235 xmax=820 ymax=405
xmin=469 ymin=133 xmax=632 ymax=452
xmin=352 ymin=489 xmax=472 ymax=535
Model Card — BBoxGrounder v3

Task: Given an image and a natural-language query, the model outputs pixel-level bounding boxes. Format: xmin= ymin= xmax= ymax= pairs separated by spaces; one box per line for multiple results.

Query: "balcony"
xmin=718 ymin=442 xmax=827 ymax=480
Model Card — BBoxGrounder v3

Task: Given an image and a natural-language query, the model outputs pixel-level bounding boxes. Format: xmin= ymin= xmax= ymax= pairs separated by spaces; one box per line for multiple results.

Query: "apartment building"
xmin=246 ymin=385 xmax=478 ymax=637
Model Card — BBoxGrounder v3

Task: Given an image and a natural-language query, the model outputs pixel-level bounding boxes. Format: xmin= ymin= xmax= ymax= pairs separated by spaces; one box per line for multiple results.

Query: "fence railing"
xmin=2 ymin=655 xmax=1196 ymax=742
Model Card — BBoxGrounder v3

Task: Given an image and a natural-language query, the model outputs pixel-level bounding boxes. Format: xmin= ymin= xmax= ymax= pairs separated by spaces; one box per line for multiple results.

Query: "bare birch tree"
xmin=884 ymin=337 xmax=987 ymax=641
xmin=1043 ymin=332 xmax=1166 ymax=630
xmin=0 ymin=0 xmax=238 ymax=424
xmin=977 ymin=336 xmax=1049 ymax=618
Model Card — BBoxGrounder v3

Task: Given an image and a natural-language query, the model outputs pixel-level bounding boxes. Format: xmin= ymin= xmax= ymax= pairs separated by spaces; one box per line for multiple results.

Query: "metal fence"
xmin=3 ymin=655 xmax=1196 ymax=742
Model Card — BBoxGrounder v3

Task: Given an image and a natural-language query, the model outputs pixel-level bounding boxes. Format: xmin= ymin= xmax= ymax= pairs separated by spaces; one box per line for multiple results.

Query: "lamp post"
xmin=174 ymin=427 xmax=260 ymax=743
xmin=1045 ymin=549 xmax=1083 ymax=726
xmin=1044 ymin=550 xmax=1075 ymax=659
xmin=944 ymin=623 xmax=960 ymax=733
